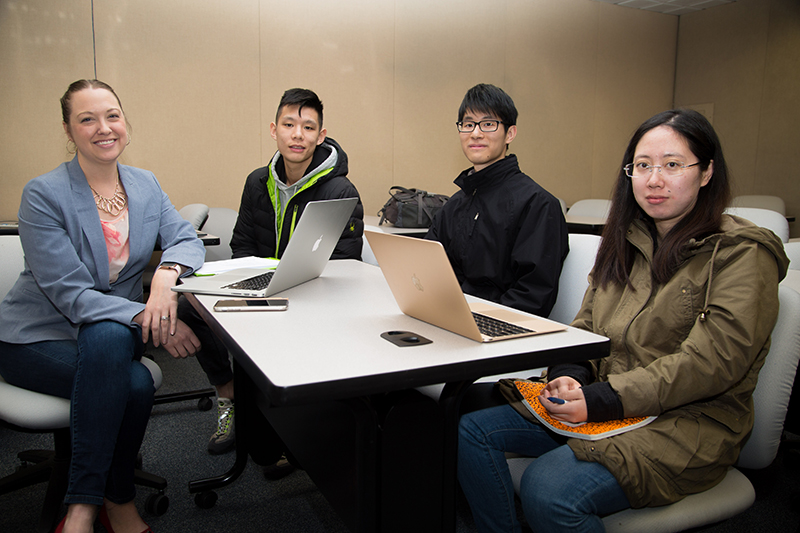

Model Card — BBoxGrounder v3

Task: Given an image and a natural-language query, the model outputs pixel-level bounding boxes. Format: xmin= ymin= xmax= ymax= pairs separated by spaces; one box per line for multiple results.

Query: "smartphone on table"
xmin=213 ymin=298 xmax=288 ymax=312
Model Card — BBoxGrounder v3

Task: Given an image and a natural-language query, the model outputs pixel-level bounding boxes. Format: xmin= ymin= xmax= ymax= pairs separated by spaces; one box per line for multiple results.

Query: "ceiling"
xmin=592 ymin=0 xmax=737 ymax=16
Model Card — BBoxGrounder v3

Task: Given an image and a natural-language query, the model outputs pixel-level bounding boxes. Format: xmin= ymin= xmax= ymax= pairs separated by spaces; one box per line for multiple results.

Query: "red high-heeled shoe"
xmin=55 ymin=515 xmax=67 ymax=533
xmin=98 ymin=505 xmax=153 ymax=533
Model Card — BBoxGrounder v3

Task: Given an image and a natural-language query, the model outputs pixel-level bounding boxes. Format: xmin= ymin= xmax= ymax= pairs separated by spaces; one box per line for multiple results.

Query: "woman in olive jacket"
xmin=457 ymin=109 xmax=789 ymax=533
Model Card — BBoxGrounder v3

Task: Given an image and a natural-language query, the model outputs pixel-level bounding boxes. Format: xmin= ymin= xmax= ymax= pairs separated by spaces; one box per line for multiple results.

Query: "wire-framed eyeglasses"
xmin=456 ymin=119 xmax=504 ymax=133
xmin=624 ymin=160 xmax=701 ymax=179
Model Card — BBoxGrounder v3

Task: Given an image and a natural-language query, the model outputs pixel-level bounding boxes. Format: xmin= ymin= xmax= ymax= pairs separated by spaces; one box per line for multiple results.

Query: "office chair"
xmin=567 ymin=199 xmax=612 ymax=220
xmin=178 ymin=203 xmax=210 ymax=230
xmin=730 ymin=195 xmax=786 ymax=216
xmin=0 ymin=235 xmax=170 ymax=532
xmin=201 ymin=207 xmax=238 ymax=263
xmin=507 ymin=285 xmax=800 ymax=533
xmin=724 ymin=206 xmax=790 ymax=243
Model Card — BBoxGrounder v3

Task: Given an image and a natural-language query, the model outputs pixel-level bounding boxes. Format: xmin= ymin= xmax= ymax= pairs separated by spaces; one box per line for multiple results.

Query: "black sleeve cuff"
xmin=547 ymin=363 xmax=592 ymax=386
xmin=582 ymin=381 xmax=625 ymax=422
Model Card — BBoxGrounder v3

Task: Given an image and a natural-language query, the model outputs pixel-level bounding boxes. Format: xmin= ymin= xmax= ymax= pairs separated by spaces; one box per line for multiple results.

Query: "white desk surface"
xmin=191 ymin=260 xmax=608 ymax=405
xmin=564 ymin=214 xmax=607 ymax=226
xmin=363 ymin=215 xmax=429 ymax=235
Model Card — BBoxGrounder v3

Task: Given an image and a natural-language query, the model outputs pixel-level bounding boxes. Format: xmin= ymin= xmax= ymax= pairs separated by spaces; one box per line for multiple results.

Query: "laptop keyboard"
xmin=222 ymin=271 xmax=275 ymax=291
xmin=472 ymin=312 xmax=534 ymax=338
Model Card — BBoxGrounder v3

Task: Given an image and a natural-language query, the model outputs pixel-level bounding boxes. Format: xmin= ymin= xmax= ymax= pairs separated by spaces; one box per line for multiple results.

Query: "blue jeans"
xmin=458 ymin=404 xmax=630 ymax=533
xmin=0 ymin=321 xmax=155 ymax=506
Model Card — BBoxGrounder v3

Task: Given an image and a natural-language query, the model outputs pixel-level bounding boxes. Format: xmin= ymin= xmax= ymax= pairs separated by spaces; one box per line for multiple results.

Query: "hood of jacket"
xmin=265 ymin=137 xmax=350 ymax=250
xmin=628 ymin=214 xmax=789 ymax=288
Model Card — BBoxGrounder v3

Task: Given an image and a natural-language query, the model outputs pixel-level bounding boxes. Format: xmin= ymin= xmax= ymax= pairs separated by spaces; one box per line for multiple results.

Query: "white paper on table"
xmin=194 ymin=256 xmax=280 ymax=276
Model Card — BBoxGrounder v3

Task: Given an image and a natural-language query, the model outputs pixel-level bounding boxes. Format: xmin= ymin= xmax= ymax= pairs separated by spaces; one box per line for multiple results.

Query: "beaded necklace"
xmin=90 ymin=178 xmax=128 ymax=217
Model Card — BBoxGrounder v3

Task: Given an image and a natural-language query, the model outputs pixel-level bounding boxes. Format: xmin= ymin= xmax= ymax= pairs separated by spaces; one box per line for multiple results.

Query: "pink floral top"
xmin=100 ymin=208 xmax=130 ymax=283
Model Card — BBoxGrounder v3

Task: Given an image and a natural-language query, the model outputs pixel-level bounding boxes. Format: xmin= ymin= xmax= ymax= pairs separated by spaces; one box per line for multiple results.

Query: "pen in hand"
xmin=547 ymin=397 xmax=566 ymax=405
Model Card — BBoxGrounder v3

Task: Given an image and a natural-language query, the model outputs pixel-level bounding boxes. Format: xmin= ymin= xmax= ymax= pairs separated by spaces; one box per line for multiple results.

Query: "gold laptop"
xmin=365 ymin=231 xmax=566 ymax=343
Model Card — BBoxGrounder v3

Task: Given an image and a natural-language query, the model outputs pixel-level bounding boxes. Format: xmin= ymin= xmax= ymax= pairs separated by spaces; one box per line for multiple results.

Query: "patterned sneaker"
xmin=207 ymin=398 xmax=235 ymax=455
xmin=262 ymin=452 xmax=296 ymax=480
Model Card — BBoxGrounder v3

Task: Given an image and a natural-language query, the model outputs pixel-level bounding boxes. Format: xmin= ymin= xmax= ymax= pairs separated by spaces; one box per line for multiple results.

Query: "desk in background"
xmin=565 ymin=214 xmax=606 ymax=235
xmin=0 ymin=221 xmax=19 ymax=236
xmin=185 ymin=260 xmax=608 ymax=532
xmin=2 ymin=220 xmax=220 ymax=246
xmin=196 ymin=231 xmax=219 ymax=246
xmin=363 ymin=214 xmax=429 ymax=237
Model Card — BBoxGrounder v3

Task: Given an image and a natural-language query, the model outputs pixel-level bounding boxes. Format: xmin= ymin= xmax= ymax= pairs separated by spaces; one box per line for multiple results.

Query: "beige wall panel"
xmin=392 ymin=0 xmax=506 ymax=202
xmin=92 ymin=0 xmax=262 ymax=212
xmin=675 ymin=0 xmax=769 ymax=196
xmin=755 ymin=0 xmax=800 ymax=226
xmin=259 ymin=0 xmax=395 ymax=218
xmin=0 ymin=0 xmax=95 ymax=220
xmin=591 ymin=4 xmax=677 ymax=203
xmin=505 ymin=0 xmax=600 ymax=207
xmin=676 ymin=0 xmax=800 ymax=234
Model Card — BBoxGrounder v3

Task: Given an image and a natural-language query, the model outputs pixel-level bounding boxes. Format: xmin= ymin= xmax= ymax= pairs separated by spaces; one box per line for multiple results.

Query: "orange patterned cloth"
xmin=515 ymin=380 xmax=656 ymax=441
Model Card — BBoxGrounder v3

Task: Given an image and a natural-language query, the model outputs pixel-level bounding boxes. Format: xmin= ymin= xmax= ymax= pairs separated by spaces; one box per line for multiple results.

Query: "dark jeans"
xmin=0 ymin=321 xmax=154 ymax=506
xmin=177 ymin=296 xmax=233 ymax=387
xmin=458 ymin=404 xmax=630 ymax=533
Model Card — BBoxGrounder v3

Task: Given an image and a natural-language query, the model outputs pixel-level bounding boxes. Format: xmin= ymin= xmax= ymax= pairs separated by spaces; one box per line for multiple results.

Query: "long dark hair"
xmin=593 ymin=109 xmax=731 ymax=288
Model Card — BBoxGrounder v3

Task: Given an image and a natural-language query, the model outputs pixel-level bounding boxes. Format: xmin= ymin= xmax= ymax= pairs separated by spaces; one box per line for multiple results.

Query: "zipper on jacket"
xmin=268 ymin=165 xmax=333 ymax=254
xmin=468 ymin=189 xmax=479 ymax=237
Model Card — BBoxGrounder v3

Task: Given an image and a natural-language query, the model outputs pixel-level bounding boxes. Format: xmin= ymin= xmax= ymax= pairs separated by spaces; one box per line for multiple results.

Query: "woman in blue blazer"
xmin=0 ymin=80 xmax=205 ymax=533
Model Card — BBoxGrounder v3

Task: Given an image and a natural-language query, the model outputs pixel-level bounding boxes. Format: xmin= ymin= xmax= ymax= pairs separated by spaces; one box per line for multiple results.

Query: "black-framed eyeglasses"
xmin=624 ymin=160 xmax=701 ymax=179
xmin=456 ymin=119 xmax=504 ymax=133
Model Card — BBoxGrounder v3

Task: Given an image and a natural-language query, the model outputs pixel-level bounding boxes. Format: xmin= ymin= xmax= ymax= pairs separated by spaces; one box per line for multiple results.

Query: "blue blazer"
xmin=0 ymin=157 xmax=205 ymax=344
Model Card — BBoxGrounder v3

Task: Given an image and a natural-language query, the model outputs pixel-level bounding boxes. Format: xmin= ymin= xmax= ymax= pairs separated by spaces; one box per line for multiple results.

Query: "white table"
xmin=363 ymin=214 xmax=429 ymax=236
xmin=185 ymin=260 xmax=608 ymax=532
xmin=565 ymin=213 xmax=606 ymax=235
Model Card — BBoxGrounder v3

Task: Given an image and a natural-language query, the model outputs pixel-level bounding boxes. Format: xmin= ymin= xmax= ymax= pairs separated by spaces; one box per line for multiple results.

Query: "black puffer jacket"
xmin=426 ymin=155 xmax=568 ymax=316
xmin=230 ymin=137 xmax=364 ymax=260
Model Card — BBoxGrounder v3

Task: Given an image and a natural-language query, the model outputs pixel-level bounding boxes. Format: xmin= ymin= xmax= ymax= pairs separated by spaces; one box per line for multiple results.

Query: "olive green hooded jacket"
xmin=568 ymin=215 xmax=789 ymax=508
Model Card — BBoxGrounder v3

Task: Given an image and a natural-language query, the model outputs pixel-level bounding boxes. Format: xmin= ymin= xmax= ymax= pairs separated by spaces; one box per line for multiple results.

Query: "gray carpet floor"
xmin=1 ymin=346 xmax=799 ymax=532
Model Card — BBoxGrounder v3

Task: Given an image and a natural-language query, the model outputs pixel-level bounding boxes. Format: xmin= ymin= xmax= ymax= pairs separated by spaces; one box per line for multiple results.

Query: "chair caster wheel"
xmin=194 ymin=490 xmax=218 ymax=509
xmin=145 ymin=493 xmax=169 ymax=516
xmin=198 ymin=397 xmax=214 ymax=411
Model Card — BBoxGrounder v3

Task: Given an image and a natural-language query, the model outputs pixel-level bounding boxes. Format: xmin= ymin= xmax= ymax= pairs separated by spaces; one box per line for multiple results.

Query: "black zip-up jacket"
xmin=426 ymin=155 xmax=568 ymax=316
xmin=230 ymin=137 xmax=364 ymax=260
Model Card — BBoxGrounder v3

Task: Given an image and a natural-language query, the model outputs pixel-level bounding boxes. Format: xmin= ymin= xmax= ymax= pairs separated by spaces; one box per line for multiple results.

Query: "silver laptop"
xmin=173 ymin=197 xmax=358 ymax=298
xmin=365 ymin=230 xmax=566 ymax=343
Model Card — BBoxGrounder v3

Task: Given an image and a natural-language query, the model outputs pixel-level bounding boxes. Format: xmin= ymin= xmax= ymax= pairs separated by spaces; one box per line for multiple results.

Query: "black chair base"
xmin=0 ymin=426 xmax=169 ymax=533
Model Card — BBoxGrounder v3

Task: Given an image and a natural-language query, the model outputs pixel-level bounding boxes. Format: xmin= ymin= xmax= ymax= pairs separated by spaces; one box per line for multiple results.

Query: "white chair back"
xmin=548 ymin=233 xmax=601 ymax=325
xmin=0 ymin=235 xmax=25 ymax=300
xmin=731 ymin=195 xmax=786 ymax=216
xmin=784 ymin=241 xmax=800 ymax=271
xmin=556 ymin=198 xmax=567 ymax=216
xmin=724 ymin=207 xmax=789 ymax=243
xmin=737 ymin=285 xmax=800 ymax=468
xmin=178 ymin=203 xmax=210 ymax=230
xmin=202 ymin=207 xmax=238 ymax=262
xmin=567 ymin=199 xmax=611 ymax=220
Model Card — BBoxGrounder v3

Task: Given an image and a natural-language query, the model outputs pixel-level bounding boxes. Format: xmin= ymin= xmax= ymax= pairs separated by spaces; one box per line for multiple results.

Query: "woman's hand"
xmin=138 ymin=267 xmax=181 ymax=347
xmin=539 ymin=376 xmax=588 ymax=424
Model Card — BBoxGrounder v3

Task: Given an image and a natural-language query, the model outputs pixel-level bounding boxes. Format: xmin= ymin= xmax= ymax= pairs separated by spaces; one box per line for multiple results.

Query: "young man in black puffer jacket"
xmin=179 ymin=89 xmax=363 ymax=463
